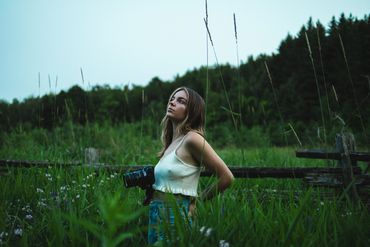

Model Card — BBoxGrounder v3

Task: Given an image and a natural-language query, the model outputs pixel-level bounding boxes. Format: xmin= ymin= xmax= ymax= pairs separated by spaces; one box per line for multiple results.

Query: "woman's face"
xmin=167 ymin=89 xmax=188 ymax=122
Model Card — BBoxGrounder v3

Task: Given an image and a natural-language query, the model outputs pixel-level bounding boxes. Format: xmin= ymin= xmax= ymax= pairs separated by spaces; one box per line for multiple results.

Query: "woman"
xmin=148 ymin=86 xmax=234 ymax=245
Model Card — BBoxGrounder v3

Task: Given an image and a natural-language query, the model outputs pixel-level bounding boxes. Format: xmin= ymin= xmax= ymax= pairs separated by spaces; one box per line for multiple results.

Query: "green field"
xmin=1 ymin=124 xmax=369 ymax=246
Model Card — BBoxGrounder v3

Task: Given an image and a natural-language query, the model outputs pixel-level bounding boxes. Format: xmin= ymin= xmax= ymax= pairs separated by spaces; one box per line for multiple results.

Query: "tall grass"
xmin=338 ymin=34 xmax=368 ymax=144
xmin=316 ymin=24 xmax=332 ymax=128
xmin=264 ymin=61 xmax=289 ymax=146
xmin=1 ymin=126 xmax=369 ymax=246
xmin=203 ymin=17 xmax=238 ymax=130
xmin=305 ymin=32 xmax=327 ymax=146
xmin=1 ymin=163 xmax=369 ymax=246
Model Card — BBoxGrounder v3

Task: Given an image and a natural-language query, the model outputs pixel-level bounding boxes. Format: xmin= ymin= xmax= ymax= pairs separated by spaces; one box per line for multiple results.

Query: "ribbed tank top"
xmin=152 ymin=135 xmax=202 ymax=197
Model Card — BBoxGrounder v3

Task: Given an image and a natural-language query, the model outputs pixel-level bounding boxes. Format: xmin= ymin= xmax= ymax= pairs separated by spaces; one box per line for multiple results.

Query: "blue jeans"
xmin=148 ymin=197 xmax=192 ymax=245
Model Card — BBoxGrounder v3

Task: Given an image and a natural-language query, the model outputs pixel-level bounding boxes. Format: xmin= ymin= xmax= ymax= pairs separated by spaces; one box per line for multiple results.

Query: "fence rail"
xmin=1 ymin=133 xmax=370 ymax=205
xmin=0 ymin=159 xmax=363 ymax=179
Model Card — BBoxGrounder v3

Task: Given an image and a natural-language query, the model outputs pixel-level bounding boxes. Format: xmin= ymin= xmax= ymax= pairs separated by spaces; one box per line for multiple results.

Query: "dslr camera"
xmin=123 ymin=166 xmax=155 ymax=205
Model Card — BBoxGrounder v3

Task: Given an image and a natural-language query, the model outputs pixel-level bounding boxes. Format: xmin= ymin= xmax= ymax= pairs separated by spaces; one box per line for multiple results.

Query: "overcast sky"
xmin=0 ymin=0 xmax=369 ymax=103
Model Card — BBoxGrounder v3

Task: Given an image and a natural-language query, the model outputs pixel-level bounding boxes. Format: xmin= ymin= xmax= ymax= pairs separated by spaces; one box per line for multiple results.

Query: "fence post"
xmin=336 ymin=133 xmax=359 ymax=201
xmin=84 ymin=147 xmax=100 ymax=165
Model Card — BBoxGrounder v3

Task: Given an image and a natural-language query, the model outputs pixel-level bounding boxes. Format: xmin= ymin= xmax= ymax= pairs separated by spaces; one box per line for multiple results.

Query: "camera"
xmin=123 ymin=166 xmax=155 ymax=206
xmin=123 ymin=166 xmax=155 ymax=189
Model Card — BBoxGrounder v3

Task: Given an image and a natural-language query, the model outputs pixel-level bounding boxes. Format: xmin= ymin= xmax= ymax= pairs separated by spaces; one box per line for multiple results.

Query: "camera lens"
xmin=123 ymin=166 xmax=154 ymax=188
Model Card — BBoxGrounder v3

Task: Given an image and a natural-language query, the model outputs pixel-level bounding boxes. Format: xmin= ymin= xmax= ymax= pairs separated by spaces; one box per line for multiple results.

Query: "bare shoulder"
xmin=184 ymin=131 xmax=206 ymax=149
xmin=183 ymin=131 xmax=213 ymax=159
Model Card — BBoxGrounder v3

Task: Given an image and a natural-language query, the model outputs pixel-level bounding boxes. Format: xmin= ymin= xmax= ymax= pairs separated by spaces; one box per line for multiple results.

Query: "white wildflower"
xmin=37 ymin=201 xmax=47 ymax=207
xmin=219 ymin=240 xmax=230 ymax=247
xmin=25 ymin=214 xmax=33 ymax=220
xmin=205 ymin=228 xmax=212 ymax=237
xmin=82 ymin=184 xmax=87 ymax=188
xmin=60 ymin=186 xmax=66 ymax=191
xmin=14 ymin=228 xmax=22 ymax=237
xmin=320 ymin=201 xmax=324 ymax=206
xmin=72 ymin=180 xmax=76 ymax=184
xmin=200 ymin=226 xmax=212 ymax=237
xmin=76 ymin=194 xmax=80 ymax=199
xmin=36 ymin=188 xmax=44 ymax=193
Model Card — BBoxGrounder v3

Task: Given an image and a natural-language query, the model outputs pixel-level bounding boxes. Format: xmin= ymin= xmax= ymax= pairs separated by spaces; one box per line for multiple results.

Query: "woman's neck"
xmin=171 ymin=121 xmax=183 ymax=142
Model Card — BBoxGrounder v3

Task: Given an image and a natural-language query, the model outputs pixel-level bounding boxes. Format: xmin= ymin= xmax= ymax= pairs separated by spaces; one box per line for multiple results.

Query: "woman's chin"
xmin=167 ymin=114 xmax=184 ymax=123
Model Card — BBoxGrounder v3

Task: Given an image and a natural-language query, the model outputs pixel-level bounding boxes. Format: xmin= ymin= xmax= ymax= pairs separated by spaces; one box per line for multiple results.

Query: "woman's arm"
xmin=185 ymin=132 xmax=234 ymax=201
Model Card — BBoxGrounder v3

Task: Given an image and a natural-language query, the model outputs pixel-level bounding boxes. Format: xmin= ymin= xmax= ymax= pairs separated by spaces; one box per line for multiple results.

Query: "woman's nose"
xmin=169 ymin=101 xmax=175 ymax=106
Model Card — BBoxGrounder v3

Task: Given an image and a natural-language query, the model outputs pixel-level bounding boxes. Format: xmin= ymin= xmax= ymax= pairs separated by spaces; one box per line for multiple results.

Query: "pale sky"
xmin=0 ymin=0 xmax=369 ymax=102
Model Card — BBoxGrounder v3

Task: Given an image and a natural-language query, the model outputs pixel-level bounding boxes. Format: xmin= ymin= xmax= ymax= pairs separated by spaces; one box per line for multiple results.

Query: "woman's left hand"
xmin=188 ymin=200 xmax=196 ymax=217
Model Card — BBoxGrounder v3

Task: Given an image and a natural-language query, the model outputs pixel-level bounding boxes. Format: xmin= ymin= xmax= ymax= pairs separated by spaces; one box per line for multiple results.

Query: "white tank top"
xmin=152 ymin=135 xmax=202 ymax=197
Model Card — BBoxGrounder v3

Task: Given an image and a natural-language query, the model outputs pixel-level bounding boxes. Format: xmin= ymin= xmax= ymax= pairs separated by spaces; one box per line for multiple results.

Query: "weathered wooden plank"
xmin=336 ymin=133 xmax=359 ymax=201
xmin=0 ymin=159 xmax=362 ymax=179
xmin=295 ymin=150 xmax=341 ymax=160
xmin=89 ymin=166 xmax=362 ymax=179
xmin=352 ymin=152 xmax=370 ymax=162
xmin=0 ymin=159 xmax=81 ymax=168
xmin=296 ymin=150 xmax=370 ymax=162
xmin=202 ymin=167 xmax=362 ymax=178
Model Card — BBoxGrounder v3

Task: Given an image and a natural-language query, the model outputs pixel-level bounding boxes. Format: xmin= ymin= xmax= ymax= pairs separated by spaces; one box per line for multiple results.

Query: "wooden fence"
xmin=1 ymin=133 xmax=369 ymax=204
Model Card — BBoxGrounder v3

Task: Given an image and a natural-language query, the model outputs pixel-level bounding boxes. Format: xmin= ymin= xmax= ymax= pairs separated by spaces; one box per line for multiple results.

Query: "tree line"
xmin=1 ymin=14 xmax=369 ymax=145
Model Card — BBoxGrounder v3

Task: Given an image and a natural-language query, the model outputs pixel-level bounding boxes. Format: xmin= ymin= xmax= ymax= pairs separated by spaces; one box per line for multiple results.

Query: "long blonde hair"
xmin=158 ymin=87 xmax=205 ymax=157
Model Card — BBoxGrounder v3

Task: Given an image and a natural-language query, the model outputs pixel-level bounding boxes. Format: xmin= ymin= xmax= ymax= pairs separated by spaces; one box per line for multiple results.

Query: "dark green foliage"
xmin=0 ymin=14 xmax=369 ymax=146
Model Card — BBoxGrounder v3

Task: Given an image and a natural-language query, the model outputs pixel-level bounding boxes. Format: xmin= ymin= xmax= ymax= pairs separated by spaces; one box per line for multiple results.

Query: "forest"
xmin=1 ymin=14 xmax=369 ymax=146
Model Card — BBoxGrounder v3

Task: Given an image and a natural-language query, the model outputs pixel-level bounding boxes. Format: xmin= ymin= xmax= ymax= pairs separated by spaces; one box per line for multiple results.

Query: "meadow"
xmin=0 ymin=123 xmax=369 ymax=246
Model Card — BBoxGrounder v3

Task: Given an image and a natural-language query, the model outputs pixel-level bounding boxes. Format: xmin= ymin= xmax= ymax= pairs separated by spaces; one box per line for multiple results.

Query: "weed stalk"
xmin=305 ymin=32 xmax=327 ymax=146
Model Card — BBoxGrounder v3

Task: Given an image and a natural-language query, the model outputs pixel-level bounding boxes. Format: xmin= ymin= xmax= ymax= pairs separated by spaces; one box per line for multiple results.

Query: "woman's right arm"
xmin=186 ymin=132 xmax=234 ymax=201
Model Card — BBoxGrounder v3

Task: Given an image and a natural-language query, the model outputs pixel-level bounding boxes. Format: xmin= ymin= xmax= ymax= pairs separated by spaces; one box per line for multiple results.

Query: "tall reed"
xmin=38 ymin=72 xmax=41 ymax=128
xmin=338 ymin=34 xmax=368 ymax=144
xmin=305 ymin=32 xmax=327 ymax=146
xmin=264 ymin=61 xmax=288 ymax=145
xmin=139 ymin=89 xmax=145 ymax=162
xmin=233 ymin=12 xmax=246 ymax=162
xmin=316 ymin=24 xmax=332 ymax=124
xmin=203 ymin=18 xmax=238 ymax=130
xmin=80 ymin=67 xmax=89 ymax=124
xmin=201 ymin=0 xmax=209 ymax=166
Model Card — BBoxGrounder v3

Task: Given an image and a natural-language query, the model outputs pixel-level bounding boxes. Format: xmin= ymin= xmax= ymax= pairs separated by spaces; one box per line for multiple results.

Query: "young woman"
xmin=148 ymin=86 xmax=234 ymax=244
